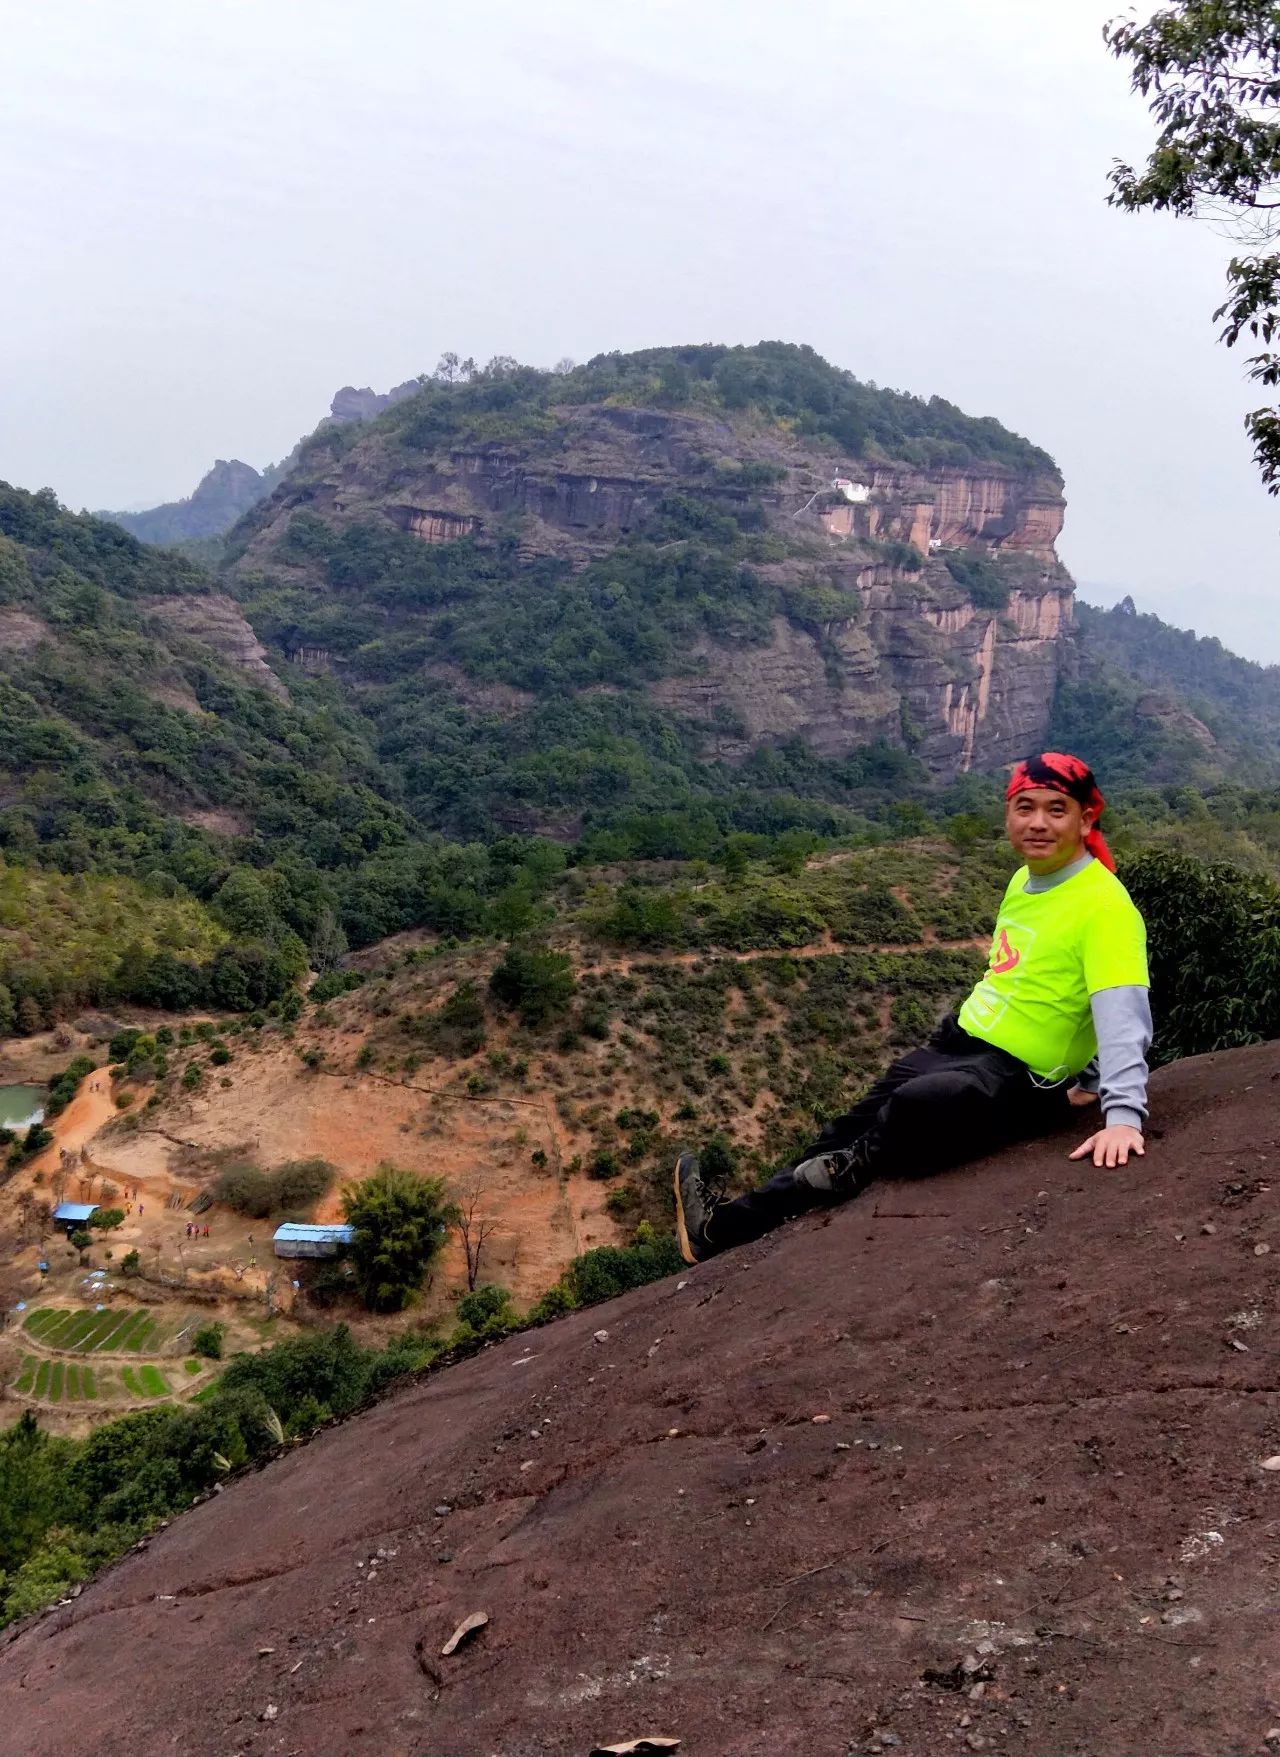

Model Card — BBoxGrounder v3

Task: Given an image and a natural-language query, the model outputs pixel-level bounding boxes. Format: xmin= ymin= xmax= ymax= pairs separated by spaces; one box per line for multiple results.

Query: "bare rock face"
xmin=150 ymin=594 xmax=288 ymax=700
xmin=234 ymin=402 xmax=1077 ymax=777
xmin=329 ymin=380 xmax=420 ymax=423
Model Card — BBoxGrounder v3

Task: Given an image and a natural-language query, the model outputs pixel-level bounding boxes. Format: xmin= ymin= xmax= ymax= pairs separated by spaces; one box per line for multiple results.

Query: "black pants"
xmin=706 ymin=1015 xmax=1073 ymax=1250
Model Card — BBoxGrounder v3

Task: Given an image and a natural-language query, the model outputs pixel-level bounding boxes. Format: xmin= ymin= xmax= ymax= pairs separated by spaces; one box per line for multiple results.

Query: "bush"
xmin=213 ymin=1162 xmax=273 ymax=1218
xmin=88 ymin=1208 xmax=125 ymax=1231
xmin=181 ymin=1062 xmax=202 ymax=1090
xmin=1121 ymin=849 xmax=1280 ymax=1062
xmin=121 ymin=1249 xmax=141 ymax=1276
xmin=209 ymin=1044 xmax=231 ymax=1066
xmin=44 ymin=1055 xmax=95 ymax=1119
xmin=562 ymin=1234 xmax=683 ymax=1305
xmin=192 ymin=1323 xmax=224 ymax=1360
xmin=588 ymin=1149 xmax=620 ymax=1180
xmin=455 ymin=1283 xmax=516 ymax=1336
xmin=698 ymin=1134 xmax=737 ymax=1183
xmin=214 ymin=1158 xmax=334 ymax=1219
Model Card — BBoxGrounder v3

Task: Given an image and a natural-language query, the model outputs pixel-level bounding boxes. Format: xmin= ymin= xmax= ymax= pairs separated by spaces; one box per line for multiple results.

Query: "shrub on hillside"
xmin=192 ymin=1323 xmax=224 ymax=1360
xmin=44 ymin=1055 xmax=95 ymax=1119
xmin=213 ymin=1158 xmax=334 ymax=1220
xmin=1120 ymin=849 xmax=1280 ymax=1062
xmin=489 ymin=944 xmax=576 ymax=1027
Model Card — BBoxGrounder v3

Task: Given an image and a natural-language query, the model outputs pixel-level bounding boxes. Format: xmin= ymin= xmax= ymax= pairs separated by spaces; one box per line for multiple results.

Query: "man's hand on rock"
xmin=1069 ymin=1124 xmax=1145 ymax=1168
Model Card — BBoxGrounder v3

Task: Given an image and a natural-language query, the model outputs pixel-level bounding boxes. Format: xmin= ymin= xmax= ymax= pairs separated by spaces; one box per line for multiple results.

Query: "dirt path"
xmin=575 ymin=930 xmax=988 ymax=977
xmin=26 ymin=1076 xmax=116 ymax=1177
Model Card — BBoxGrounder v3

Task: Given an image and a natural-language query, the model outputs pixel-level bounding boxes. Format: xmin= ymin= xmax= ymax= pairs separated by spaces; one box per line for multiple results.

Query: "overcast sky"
xmin=3 ymin=0 xmax=1277 ymax=655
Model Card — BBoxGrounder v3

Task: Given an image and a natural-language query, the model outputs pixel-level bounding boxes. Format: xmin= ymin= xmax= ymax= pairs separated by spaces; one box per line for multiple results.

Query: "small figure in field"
xmin=675 ymin=752 xmax=1151 ymax=1263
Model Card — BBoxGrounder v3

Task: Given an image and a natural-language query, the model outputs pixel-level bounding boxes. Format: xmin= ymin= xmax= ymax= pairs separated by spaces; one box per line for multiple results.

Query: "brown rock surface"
xmin=149 ymin=592 xmax=288 ymax=699
xmin=5 ymin=1042 xmax=1279 ymax=1756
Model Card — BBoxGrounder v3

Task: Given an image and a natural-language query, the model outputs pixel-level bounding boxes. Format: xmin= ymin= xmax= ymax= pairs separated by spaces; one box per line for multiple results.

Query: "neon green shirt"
xmin=957 ymin=858 xmax=1149 ymax=1079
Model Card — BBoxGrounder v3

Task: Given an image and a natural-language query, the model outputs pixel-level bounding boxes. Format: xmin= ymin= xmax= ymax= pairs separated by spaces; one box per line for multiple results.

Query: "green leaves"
xmin=341 ymin=1166 xmax=456 ymax=1313
xmin=1106 ymin=2 xmax=1280 ymax=491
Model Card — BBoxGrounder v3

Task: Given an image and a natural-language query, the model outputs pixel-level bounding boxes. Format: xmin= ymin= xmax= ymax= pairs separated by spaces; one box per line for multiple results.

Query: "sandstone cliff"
xmin=233 ymin=397 xmax=1073 ymax=776
xmin=149 ymin=592 xmax=288 ymax=699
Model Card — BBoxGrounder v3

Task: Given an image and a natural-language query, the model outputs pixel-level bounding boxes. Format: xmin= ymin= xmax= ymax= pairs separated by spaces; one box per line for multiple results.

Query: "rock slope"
xmin=5 ymin=1041 xmax=1278 ymax=1757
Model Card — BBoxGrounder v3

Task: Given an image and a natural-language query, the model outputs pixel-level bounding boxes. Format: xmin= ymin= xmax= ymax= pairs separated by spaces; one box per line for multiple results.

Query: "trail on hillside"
xmin=573 ymin=929 xmax=988 ymax=976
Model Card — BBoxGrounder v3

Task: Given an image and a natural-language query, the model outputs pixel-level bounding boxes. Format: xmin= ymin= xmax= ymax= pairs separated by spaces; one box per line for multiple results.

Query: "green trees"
xmin=341 ymin=1166 xmax=457 ymax=1312
xmin=489 ymin=945 xmax=576 ymax=1027
xmin=1106 ymin=3 xmax=1280 ymax=490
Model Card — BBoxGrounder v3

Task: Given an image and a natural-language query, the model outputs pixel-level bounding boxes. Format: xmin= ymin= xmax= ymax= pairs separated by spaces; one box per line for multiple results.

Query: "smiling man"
xmin=674 ymin=752 xmax=1152 ymax=1264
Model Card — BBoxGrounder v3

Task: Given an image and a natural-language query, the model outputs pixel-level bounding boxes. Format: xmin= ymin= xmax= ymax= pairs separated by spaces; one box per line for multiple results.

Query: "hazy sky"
xmin=3 ymin=0 xmax=1277 ymax=655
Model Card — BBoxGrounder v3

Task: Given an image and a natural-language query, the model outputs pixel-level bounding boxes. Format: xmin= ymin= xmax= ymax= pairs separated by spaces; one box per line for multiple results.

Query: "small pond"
xmin=0 ymin=1085 xmax=45 ymax=1130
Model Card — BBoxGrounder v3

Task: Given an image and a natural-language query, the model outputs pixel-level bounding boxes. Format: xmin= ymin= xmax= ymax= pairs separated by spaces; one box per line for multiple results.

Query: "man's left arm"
xmin=1069 ymin=984 xmax=1152 ymax=1167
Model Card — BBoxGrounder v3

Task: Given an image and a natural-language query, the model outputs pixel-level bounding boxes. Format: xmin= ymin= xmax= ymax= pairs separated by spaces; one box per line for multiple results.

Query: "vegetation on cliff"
xmin=369 ymin=342 xmax=1057 ymax=474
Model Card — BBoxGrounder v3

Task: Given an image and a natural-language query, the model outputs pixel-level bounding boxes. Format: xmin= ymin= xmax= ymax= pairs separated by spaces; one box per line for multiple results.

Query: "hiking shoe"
xmin=674 ymin=1150 xmax=721 ymax=1264
xmin=792 ymin=1135 xmax=878 ymax=1196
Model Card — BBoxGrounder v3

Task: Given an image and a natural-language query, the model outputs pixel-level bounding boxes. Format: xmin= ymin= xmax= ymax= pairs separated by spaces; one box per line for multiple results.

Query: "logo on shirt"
xmin=991 ymin=927 xmax=1020 ymax=974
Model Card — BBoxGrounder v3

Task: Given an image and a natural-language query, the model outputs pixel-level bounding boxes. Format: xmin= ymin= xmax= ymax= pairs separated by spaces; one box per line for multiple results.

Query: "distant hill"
xmin=100 ymin=379 xmax=421 ymax=547
xmin=1054 ymin=595 xmax=1280 ymax=783
xmin=104 ymin=457 xmax=282 ymax=546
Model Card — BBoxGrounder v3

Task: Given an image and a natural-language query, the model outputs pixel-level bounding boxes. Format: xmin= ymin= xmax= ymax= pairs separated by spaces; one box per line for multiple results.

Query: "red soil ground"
xmin=3 ymin=1041 xmax=1279 ymax=1757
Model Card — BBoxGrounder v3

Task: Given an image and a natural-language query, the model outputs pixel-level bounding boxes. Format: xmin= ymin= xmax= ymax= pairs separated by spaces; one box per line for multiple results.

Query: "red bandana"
xmin=1005 ymin=752 xmax=1115 ymax=872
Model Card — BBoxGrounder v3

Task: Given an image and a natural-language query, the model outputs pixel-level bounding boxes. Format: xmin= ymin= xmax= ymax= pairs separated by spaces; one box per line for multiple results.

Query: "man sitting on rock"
xmin=674 ymin=752 xmax=1151 ymax=1264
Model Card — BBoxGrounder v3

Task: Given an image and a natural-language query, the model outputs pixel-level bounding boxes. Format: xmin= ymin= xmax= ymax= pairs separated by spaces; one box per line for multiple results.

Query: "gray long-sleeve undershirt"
xmin=1023 ymin=853 xmax=1152 ymax=1131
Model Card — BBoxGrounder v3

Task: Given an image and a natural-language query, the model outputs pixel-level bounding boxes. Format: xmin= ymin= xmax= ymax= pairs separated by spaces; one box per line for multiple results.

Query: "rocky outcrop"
xmin=329 ymin=380 xmax=420 ymax=423
xmin=104 ymin=459 xmax=271 ymax=545
xmin=150 ymin=594 xmax=287 ymax=699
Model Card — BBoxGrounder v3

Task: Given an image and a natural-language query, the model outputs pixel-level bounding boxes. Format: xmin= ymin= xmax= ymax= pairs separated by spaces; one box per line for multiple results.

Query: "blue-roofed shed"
xmin=52 ymin=1202 xmax=99 ymax=1232
xmin=272 ymin=1222 xmax=355 ymax=1260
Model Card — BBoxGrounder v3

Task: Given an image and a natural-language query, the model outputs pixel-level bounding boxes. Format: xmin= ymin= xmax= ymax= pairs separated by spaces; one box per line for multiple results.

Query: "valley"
xmin=3 ymin=342 xmax=1280 ymax=1679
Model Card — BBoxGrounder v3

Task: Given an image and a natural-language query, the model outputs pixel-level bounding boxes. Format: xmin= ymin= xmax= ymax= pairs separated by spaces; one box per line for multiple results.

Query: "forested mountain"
xmin=1055 ymin=596 xmax=1280 ymax=778
xmin=10 ymin=343 xmax=1280 ymax=1029
xmin=223 ymin=342 xmax=1074 ymax=843
xmin=0 ymin=484 xmax=557 ymax=1022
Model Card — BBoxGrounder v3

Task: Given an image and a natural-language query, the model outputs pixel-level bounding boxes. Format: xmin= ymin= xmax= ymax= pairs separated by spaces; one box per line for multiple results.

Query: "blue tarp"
xmin=52 ymin=1202 xmax=99 ymax=1224
xmin=273 ymin=1224 xmax=355 ymax=1244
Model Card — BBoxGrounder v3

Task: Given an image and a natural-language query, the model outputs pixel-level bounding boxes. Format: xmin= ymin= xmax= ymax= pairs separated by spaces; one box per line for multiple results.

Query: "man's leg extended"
xmin=677 ymin=1021 xmax=1067 ymax=1258
xmin=675 ymin=1037 xmax=960 ymax=1259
